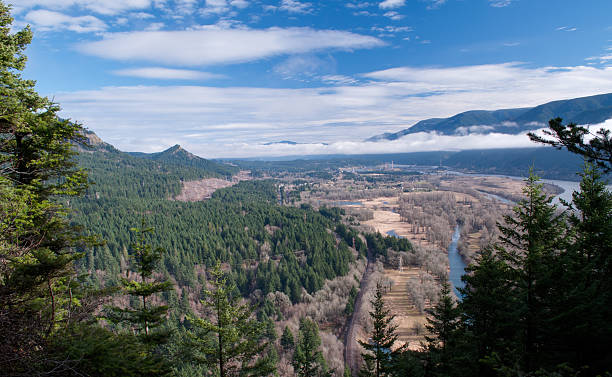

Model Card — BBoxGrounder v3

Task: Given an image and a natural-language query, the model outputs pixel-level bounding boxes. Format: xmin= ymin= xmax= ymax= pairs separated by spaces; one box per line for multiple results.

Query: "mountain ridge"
xmin=367 ymin=92 xmax=612 ymax=141
xmin=79 ymin=130 xmax=238 ymax=178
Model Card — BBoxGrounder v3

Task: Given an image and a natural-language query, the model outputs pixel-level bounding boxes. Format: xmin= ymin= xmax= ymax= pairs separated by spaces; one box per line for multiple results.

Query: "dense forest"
xmin=74 ymin=131 xmax=366 ymax=302
xmin=1 ymin=3 xmax=611 ymax=376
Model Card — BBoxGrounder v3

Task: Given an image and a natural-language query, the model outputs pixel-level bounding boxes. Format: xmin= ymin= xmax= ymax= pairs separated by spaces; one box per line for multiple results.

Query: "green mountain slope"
xmin=77 ymin=131 xmax=238 ymax=200
xmin=69 ymin=134 xmax=388 ymax=308
xmin=128 ymin=144 xmax=237 ymax=178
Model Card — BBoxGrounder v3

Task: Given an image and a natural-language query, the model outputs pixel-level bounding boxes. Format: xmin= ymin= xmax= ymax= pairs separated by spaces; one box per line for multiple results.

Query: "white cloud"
xmin=556 ymin=26 xmax=577 ymax=32
xmin=113 ymin=67 xmax=225 ymax=80
xmin=273 ymin=55 xmax=335 ymax=80
xmin=455 ymin=125 xmax=495 ymax=135
xmin=201 ymin=0 xmax=230 ymax=15
xmin=364 ymin=63 xmax=543 ymax=90
xmin=346 ymin=2 xmax=372 ymax=9
xmin=24 ymin=9 xmax=106 ymax=33
xmin=371 ymin=25 xmax=413 ymax=33
xmin=425 ymin=0 xmax=446 ymax=10
xmin=144 ymin=22 xmax=165 ymax=31
xmin=379 ymin=0 xmax=405 ymax=10
xmin=214 ymin=131 xmax=542 ymax=158
xmin=13 ymin=0 xmax=151 ymax=15
xmin=53 ymin=64 xmax=612 ymax=158
xmin=114 ymin=17 xmax=129 ymax=25
xmin=178 ymin=0 xmax=198 ymax=13
xmin=321 ymin=75 xmax=358 ymax=85
xmin=77 ymin=27 xmax=384 ymax=66
xmin=279 ymin=0 xmax=312 ymax=14
xmin=488 ymin=0 xmax=515 ymax=7
xmin=383 ymin=11 xmax=404 ymax=20
xmin=130 ymin=12 xmax=155 ymax=19
xmin=230 ymin=0 xmax=249 ymax=8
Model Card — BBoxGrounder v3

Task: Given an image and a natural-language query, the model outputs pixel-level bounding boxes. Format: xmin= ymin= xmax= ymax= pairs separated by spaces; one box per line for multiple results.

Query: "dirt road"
xmin=344 ymin=249 xmax=374 ymax=376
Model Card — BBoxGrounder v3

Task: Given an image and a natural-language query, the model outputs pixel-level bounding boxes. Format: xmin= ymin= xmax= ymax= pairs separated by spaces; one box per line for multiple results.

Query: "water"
xmin=388 ymin=226 xmax=466 ymax=300
xmin=446 ymin=170 xmax=611 ymax=208
xmin=448 ymin=225 xmax=466 ymax=299
xmin=479 ymin=190 xmax=515 ymax=205
xmin=540 ymin=178 xmax=581 ymax=206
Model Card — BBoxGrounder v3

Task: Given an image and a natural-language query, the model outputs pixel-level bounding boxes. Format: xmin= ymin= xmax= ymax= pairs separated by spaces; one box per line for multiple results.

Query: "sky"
xmin=11 ymin=0 xmax=612 ymax=158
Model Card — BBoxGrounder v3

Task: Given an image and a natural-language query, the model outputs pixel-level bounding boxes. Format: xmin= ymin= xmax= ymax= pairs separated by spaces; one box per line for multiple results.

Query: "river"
xmin=447 ymin=225 xmax=465 ymax=299
xmin=388 ymin=225 xmax=466 ymax=299
xmin=446 ymin=175 xmax=611 ymax=301
xmin=447 ymin=178 xmax=580 ymax=301
xmin=447 ymin=171 xmax=611 ymax=207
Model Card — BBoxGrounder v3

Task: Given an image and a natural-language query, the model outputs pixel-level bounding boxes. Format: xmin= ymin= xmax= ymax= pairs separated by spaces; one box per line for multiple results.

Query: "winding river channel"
xmin=447 ymin=225 xmax=465 ymax=298
xmin=448 ymin=177 xmax=576 ymax=300
xmin=447 ymin=174 xmax=611 ymax=300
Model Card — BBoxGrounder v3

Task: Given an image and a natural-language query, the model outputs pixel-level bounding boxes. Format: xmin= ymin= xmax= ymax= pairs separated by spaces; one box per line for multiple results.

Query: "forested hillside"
xmin=73 ymin=143 xmax=362 ymax=303
xmin=77 ymin=130 xmax=238 ymax=199
xmin=128 ymin=143 xmax=237 ymax=178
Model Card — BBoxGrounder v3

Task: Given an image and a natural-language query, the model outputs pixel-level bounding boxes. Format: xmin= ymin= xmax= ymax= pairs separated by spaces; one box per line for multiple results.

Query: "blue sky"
xmin=12 ymin=0 xmax=612 ymax=158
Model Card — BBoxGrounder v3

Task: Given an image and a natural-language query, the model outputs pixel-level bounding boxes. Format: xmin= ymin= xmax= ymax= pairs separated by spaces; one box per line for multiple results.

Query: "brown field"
xmin=360 ymin=197 xmax=439 ymax=250
xmin=439 ymin=175 xmax=526 ymax=201
xmin=383 ymin=267 xmax=428 ymax=350
xmin=174 ymin=170 xmax=251 ymax=201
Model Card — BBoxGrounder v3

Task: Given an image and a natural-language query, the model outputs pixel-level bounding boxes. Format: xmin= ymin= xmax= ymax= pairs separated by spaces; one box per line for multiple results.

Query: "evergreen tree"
xmin=545 ymin=163 xmax=612 ymax=373
xmin=344 ymin=364 xmax=355 ymax=377
xmin=528 ymin=117 xmax=612 ymax=172
xmin=423 ymin=282 xmax=460 ymax=377
xmin=358 ymin=282 xmax=403 ymax=377
xmin=293 ymin=318 xmax=331 ymax=377
xmin=107 ymin=219 xmax=172 ymax=343
xmin=0 ymin=2 xmax=93 ymax=373
xmin=0 ymin=4 xmax=164 ymax=375
xmin=494 ymin=172 xmax=569 ymax=373
xmin=345 ymin=285 xmax=358 ymax=315
xmin=187 ymin=262 xmax=276 ymax=377
xmin=458 ymin=247 xmax=517 ymax=376
xmin=281 ymin=325 xmax=295 ymax=352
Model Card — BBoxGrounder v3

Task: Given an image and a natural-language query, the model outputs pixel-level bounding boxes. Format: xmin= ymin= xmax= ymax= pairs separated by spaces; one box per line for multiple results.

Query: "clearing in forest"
xmin=174 ymin=170 xmax=251 ymax=201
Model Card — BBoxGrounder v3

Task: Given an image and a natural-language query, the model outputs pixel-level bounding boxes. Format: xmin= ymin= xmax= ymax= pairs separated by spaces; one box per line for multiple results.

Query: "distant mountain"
xmin=264 ymin=140 xmax=299 ymax=145
xmin=263 ymin=140 xmax=329 ymax=146
xmin=128 ymin=144 xmax=238 ymax=177
xmin=367 ymin=93 xmax=612 ymax=141
xmin=79 ymin=130 xmax=238 ymax=179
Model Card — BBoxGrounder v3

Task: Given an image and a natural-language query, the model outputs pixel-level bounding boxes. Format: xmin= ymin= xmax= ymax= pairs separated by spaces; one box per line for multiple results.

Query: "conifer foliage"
xmin=359 ymin=282 xmax=404 ymax=377
xmin=293 ymin=318 xmax=332 ymax=377
xmin=107 ymin=219 xmax=172 ymax=341
xmin=378 ymin=167 xmax=611 ymax=376
xmin=187 ymin=262 xmax=276 ymax=377
xmin=423 ymin=282 xmax=460 ymax=377
xmin=0 ymin=2 xmax=91 ymax=373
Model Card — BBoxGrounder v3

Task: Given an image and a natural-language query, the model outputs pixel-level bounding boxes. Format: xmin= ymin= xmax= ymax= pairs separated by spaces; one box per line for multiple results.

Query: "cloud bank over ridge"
xmin=55 ymin=63 xmax=612 ymax=158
